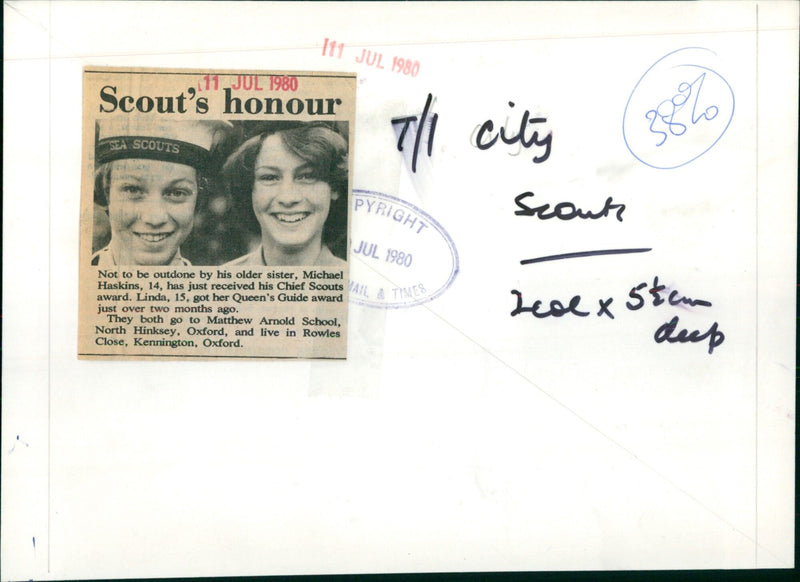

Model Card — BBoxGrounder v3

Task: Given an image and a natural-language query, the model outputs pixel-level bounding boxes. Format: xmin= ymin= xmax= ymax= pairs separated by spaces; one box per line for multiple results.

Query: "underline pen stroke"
xmin=520 ymin=247 xmax=652 ymax=265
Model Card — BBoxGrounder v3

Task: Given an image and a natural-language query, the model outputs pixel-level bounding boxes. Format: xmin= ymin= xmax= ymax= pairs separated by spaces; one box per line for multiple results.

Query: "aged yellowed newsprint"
xmin=78 ymin=67 xmax=355 ymax=359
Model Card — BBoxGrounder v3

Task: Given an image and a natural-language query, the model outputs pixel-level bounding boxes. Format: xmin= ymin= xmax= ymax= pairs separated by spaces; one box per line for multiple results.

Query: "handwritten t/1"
xmin=392 ymin=93 xmax=438 ymax=173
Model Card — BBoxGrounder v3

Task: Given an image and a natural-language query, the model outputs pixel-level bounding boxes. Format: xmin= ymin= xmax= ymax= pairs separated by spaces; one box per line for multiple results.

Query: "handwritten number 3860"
xmin=645 ymin=72 xmax=719 ymax=146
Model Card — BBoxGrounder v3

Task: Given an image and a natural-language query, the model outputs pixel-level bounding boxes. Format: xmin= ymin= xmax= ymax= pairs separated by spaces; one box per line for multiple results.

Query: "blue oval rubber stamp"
xmin=349 ymin=189 xmax=458 ymax=308
xmin=623 ymin=47 xmax=735 ymax=170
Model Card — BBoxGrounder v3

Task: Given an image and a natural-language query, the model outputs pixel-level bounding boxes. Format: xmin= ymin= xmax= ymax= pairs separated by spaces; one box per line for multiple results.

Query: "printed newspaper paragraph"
xmin=78 ymin=68 xmax=356 ymax=359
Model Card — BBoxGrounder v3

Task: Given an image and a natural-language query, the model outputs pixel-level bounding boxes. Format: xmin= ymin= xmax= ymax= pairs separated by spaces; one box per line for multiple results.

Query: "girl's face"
xmin=107 ymin=159 xmax=198 ymax=265
xmin=251 ymin=133 xmax=338 ymax=257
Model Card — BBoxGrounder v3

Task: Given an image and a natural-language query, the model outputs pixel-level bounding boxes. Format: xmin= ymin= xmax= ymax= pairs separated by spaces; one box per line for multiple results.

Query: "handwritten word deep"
xmin=510 ymin=275 xmax=724 ymax=354
xmin=515 ymin=192 xmax=626 ymax=222
xmin=476 ymin=101 xmax=552 ymax=163
xmin=655 ymin=316 xmax=724 ymax=354
xmin=392 ymin=93 xmax=438 ymax=173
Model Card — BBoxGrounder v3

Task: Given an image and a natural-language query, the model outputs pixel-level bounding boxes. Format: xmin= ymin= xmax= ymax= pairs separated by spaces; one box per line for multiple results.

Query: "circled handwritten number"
xmin=645 ymin=72 xmax=718 ymax=147
xmin=645 ymin=110 xmax=668 ymax=146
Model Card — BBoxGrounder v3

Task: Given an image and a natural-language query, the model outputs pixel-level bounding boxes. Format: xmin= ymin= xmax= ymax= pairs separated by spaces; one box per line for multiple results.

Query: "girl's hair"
xmin=222 ymin=121 xmax=349 ymax=260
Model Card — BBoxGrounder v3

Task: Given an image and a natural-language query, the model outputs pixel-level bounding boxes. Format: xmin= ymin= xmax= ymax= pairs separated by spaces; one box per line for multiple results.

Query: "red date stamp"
xmin=322 ymin=38 xmax=421 ymax=78
xmin=197 ymin=75 xmax=300 ymax=92
xmin=199 ymin=74 xmax=220 ymax=91
xmin=389 ymin=56 xmax=419 ymax=77
xmin=269 ymin=76 xmax=298 ymax=91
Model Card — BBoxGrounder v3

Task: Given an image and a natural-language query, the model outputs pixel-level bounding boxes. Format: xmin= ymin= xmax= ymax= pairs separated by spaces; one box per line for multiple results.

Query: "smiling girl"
xmin=223 ymin=122 xmax=348 ymax=267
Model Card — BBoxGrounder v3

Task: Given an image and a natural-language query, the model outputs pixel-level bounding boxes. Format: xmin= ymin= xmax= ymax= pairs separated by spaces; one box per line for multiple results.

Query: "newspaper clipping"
xmin=78 ymin=67 xmax=355 ymax=359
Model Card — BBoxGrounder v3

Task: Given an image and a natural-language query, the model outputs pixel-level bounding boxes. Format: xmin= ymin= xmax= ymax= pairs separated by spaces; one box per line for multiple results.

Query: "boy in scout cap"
xmin=92 ymin=119 xmax=229 ymax=266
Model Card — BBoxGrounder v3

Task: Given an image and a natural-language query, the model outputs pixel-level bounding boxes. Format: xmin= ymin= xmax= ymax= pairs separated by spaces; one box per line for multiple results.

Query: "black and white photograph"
xmin=92 ymin=120 xmax=349 ymax=268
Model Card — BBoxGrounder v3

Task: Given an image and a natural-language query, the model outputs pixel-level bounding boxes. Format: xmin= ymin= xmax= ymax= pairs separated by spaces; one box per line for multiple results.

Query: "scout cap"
xmin=95 ymin=118 xmax=231 ymax=169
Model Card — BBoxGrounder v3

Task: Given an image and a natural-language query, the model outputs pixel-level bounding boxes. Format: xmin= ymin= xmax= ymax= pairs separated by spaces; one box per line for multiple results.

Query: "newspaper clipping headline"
xmin=78 ymin=67 xmax=356 ymax=359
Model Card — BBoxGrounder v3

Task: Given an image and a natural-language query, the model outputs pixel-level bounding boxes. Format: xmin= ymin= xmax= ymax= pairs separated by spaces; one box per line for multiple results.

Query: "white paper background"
xmin=3 ymin=2 xmax=796 ymax=579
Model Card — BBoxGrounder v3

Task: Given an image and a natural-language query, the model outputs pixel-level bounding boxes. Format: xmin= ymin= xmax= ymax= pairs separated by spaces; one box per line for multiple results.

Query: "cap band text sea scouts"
xmin=96 ymin=136 xmax=210 ymax=168
xmin=95 ymin=119 xmax=230 ymax=170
